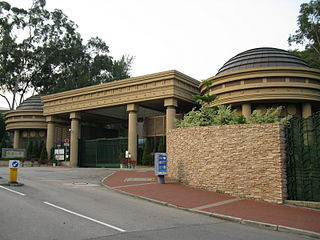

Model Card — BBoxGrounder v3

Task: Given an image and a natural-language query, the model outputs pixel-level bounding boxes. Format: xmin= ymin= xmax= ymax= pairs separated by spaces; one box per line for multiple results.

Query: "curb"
xmin=101 ymin=172 xmax=320 ymax=239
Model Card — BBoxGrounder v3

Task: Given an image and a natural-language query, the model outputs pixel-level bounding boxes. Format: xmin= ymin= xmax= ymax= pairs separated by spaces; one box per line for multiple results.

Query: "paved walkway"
xmin=102 ymin=169 xmax=320 ymax=238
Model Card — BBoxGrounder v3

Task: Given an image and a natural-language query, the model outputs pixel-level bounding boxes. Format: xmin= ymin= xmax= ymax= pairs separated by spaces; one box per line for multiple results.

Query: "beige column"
xmin=70 ymin=112 xmax=81 ymax=167
xmin=242 ymin=103 xmax=252 ymax=122
xmin=302 ymin=103 xmax=313 ymax=144
xmin=127 ymin=103 xmax=139 ymax=162
xmin=13 ymin=130 xmax=20 ymax=149
xmin=164 ymin=98 xmax=178 ymax=133
xmin=302 ymin=103 xmax=312 ymax=118
xmin=46 ymin=116 xmax=56 ymax=159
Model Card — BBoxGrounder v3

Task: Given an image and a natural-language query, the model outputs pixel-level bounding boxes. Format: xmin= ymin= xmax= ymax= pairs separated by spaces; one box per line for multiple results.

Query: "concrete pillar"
xmin=302 ymin=103 xmax=312 ymax=118
xmin=13 ymin=130 xmax=20 ymax=149
xmin=127 ymin=103 xmax=139 ymax=162
xmin=164 ymin=98 xmax=178 ymax=134
xmin=70 ymin=112 xmax=81 ymax=167
xmin=242 ymin=103 xmax=252 ymax=122
xmin=46 ymin=116 xmax=56 ymax=159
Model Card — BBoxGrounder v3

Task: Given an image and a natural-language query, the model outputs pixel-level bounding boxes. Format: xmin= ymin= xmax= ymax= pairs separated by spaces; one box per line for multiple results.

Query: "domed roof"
xmin=16 ymin=95 xmax=44 ymax=110
xmin=216 ymin=47 xmax=310 ymax=75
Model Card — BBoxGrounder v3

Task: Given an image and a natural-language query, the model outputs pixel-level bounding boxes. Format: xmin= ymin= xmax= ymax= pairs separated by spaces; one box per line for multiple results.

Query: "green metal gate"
xmin=286 ymin=113 xmax=320 ymax=202
xmin=79 ymin=138 xmax=128 ymax=168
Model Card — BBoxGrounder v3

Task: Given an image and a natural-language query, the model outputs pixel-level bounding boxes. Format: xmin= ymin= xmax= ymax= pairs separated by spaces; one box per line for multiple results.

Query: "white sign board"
xmin=9 ymin=160 xmax=20 ymax=169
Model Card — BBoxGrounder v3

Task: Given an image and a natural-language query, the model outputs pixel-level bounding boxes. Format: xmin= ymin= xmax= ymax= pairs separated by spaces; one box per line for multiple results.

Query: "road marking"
xmin=43 ymin=201 xmax=126 ymax=232
xmin=192 ymin=198 xmax=242 ymax=210
xmin=0 ymin=185 xmax=26 ymax=196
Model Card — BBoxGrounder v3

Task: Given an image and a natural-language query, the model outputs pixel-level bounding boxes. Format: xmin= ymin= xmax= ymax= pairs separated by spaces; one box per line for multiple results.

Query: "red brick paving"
xmin=205 ymin=199 xmax=320 ymax=233
xmin=118 ymin=182 xmax=234 ymax=209
xmin=103 ymin=169 xmax=320 ymax=233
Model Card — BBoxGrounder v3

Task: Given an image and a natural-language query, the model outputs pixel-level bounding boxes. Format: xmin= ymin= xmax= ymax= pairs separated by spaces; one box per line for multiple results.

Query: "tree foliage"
xmin=0 ymin=0 xmax=133 ymax=109
xmin=288 ymin=0 xmax=320 ymax=68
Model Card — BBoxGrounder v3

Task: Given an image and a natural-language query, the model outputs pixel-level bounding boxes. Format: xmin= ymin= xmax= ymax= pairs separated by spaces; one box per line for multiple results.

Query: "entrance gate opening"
xmin=79 ymin=138 xmax=128 ymax=168
xmin=286 ymin=113 xmax=320 ymax=202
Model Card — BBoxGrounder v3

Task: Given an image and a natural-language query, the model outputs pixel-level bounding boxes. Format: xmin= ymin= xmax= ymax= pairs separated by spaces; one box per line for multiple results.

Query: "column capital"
xmin=46 ymin=116 xmax=57 ymax=123
xmin=164 ymin=98 xmax=178 ymax=107
xmin=70 ymin=112 xmax=81 ymax=120
xmin=302 ymin=103 xmax=312 ymax=118
xmin=127 ymin=103 xmax=139 ymax=112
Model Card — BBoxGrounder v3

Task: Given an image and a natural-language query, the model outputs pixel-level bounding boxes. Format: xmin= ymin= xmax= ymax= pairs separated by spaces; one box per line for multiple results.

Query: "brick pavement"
xmin=102 ymin=169 xmax=320 ymax=237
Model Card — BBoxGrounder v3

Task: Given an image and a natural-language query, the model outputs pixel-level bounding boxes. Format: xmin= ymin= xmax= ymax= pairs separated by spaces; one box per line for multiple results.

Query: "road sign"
xmin=154 ymin=153 xmax=167 ymax=176
xmin=9 ymin=160 xmax=20 ymax=169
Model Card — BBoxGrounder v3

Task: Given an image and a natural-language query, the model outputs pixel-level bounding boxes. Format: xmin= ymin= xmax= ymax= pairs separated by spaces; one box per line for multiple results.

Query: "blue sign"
xmin=9 ymin=160 xmax=20 ymax=168
xmin=154 ymin=153 xmax=167 ymax=176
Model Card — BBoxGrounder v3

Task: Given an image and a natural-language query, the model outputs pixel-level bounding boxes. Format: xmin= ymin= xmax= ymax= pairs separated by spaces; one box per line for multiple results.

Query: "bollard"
xmin=9 ymin=168 xmax=18 ymax=183
xmin=8 ymin=160 xmax=21 ymax=185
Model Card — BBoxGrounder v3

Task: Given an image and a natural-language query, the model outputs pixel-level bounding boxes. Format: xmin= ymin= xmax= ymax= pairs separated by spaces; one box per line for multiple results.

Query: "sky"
xmin=2 ymin=0 xmax=307 ymax=109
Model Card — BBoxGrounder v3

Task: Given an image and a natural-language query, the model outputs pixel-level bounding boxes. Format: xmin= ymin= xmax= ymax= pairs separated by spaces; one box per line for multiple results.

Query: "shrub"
xmin=177 ymin=104 xmax=245 ymax=128
xmin=177 ymin=104 xmax=291 ymax=128
xmin=249 ymin=106 xmax=292 ymax=124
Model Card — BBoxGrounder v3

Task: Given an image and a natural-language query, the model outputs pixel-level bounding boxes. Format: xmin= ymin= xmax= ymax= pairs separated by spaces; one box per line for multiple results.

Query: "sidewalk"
xmin=102 ymin=169 xmax=320 ymax=238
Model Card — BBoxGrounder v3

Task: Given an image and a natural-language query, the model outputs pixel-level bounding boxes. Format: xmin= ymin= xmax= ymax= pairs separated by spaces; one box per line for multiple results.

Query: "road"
xmin=0 ymin=167 xmax=311 ymax=240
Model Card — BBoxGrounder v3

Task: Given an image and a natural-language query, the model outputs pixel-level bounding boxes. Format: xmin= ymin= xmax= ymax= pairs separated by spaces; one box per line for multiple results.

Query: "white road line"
xmin=0 ymin=185 xmax=26 ymax=196
xmin=43 ymin=201 xmax=126 ymax=232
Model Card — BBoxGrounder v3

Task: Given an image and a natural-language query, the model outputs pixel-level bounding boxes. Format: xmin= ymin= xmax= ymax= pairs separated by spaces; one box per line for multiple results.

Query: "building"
xmin=5 ymin=70 xmax=199 ymax=166
xmin=5 ymin=47 xmax=320 ymax=167
xmin=200 ymin=47 xmax=320 ymax=120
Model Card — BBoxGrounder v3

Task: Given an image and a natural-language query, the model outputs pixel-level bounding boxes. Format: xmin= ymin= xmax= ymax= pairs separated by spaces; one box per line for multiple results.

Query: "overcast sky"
xmin=2 ymin=0 xmax=307 ymax=108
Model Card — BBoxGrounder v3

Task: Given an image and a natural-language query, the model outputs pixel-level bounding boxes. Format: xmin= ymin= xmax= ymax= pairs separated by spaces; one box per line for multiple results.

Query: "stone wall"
xmin=167 ymin=124 xmax=287 ymax=203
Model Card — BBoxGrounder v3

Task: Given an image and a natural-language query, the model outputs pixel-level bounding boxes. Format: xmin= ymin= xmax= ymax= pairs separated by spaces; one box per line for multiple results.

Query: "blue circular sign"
xmin=12 ymin=161 xmax=19 ymax=168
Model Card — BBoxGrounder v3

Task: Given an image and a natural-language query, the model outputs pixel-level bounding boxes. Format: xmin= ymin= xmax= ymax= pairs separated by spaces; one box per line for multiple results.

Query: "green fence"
xmin=286 ymin=113 xmax=320 ymax=202
xmin=79 ymin=138 xmax=128 ymax=168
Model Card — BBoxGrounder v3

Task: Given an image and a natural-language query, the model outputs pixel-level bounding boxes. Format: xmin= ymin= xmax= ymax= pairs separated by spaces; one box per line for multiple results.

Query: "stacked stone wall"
xmin=167 ymin=124 xmax=287 ymax=203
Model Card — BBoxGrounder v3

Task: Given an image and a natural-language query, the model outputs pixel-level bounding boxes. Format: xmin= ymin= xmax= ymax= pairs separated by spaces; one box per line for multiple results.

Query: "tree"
xmin=0 ymin=0 xmax=133 ymax=109
xmin=0 ymin=114 xmax=5 ymax=141
xmin=288 ymin=0 xmax=320 ymax=68
xmin=26 ymin=141 xmax=33 ymax=160
xmin=157 ymin=137 xmax=166 ymax=152
xmin=32 ymin=140 xmax=39 ymax=158
xmin=142 ymin=139 xmax=153 ymax=166
xmin=39 ymin=143 xmax=47 ymax=162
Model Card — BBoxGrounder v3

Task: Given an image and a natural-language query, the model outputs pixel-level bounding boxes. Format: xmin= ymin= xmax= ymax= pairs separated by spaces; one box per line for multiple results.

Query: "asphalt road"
xmin=0 ymin=167 xmax=312 ymax=240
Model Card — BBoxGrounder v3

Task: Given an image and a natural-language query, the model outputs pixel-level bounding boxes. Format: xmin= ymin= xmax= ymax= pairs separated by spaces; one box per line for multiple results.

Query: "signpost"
xmin=154 ymin=153 xmax=167 ymax=184
xmin=9 ymin=160 xmax=20 ymax=184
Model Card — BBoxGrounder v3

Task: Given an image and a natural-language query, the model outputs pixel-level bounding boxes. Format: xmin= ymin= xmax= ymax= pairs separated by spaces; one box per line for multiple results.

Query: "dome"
xmin=217 ymin=47 xmax=310 ymax=75
xmin=16 ymin=95 xmax=44 ymax=110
